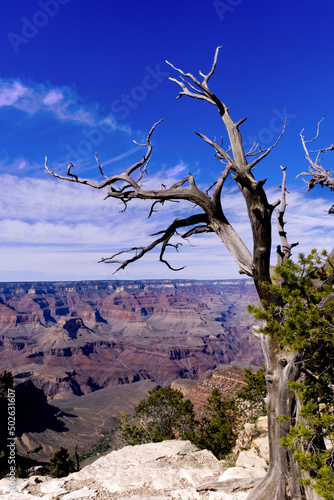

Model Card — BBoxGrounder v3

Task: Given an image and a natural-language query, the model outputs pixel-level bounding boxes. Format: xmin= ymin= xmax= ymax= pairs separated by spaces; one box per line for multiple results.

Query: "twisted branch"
xmin=275 ymin=166 xmax=298 ymax=265
xmin=297 ymin=120 xmax=334 ymax=200
xmin=45 ymin=120 xmax=163 ymax=191
xmin=45 ymin=47 xmax=291 ymax=282
xmin=45 ymin=123 xmax=215 ymax=216
xmin=166 ymin=46 xmax=226 ymax=116
xmin=99 ymin=213 xmax=209 ymax=273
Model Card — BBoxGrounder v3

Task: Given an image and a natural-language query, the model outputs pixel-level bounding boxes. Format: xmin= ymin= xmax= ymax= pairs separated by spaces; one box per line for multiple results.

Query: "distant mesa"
xmin=56 ymin=317 xmax=90 ymax=338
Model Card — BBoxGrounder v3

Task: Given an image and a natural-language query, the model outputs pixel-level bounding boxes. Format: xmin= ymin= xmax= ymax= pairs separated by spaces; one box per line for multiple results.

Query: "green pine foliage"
xmin=0 ymin=371 xmax=14 ymax=399
xmin=248 ymin=250 xmax=334 ymax=498
xmin=49 ymin=447 xmax=76 ymax=478
xmin=236 ymin=365 xmax=267 ymax=417
xmin=117 ymin=386 xmax=195 ymax=445
xmin=118 ymin=386 xmax=237 ymax=460
xmin=193 ymin=388 xmax=237 ymax=460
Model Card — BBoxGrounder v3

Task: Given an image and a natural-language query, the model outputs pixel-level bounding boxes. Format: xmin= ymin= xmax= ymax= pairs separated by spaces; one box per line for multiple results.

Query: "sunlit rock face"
xmin=172 ymin=365 xmax=247 ymax=418
xmin=0 ymin=279 xmax=262 ymax=396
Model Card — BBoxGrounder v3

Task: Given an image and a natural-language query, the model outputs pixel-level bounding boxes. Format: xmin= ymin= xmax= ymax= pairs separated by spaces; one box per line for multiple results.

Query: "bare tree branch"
xmin=245 ymin=141 xmax=262 ymax=157
xmin=247 ymin=119 xmax=287 ymax=171
xmin=166 ymin=46 xmax=226 ymax=116
xmin=95 ymin=153 xmax=107 ymax=179
xmin=297 ymin=121 xmax=334 ymax=198
xmin=195 ymin=132 xmax=235 ymax=167
xmin=275 ymin=166 xmax=298 ymax=265
xmin=45 ymin=120 xmax=164 ymax=191
xmin=182 ymin=225 xmax=213 ymax=238
xmin=46 ymin=47 xmax=289 ymax=286
xmin=99 ymin=214 xmax=209 ymax=273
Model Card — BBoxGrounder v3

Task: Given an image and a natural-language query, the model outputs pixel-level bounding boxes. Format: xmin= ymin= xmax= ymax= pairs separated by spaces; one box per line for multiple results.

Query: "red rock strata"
xmin=172 ymin=366 xmax=247 ymax=415
xmin=0 ymin=279 xmax=263 ymax=396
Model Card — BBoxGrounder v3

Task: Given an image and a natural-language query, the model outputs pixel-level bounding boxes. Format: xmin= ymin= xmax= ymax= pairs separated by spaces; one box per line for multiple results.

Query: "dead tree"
xmin=298 ymin=118 xmax=334 ymax=214
xmin=45 ymin=48 xmax=322 ymax=499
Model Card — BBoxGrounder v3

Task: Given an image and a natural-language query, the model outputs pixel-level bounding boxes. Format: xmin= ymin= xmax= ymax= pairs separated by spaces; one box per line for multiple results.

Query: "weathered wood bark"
xmin=45 ymin=48 xmax=326 ymax=499
xmin=248 ymin=334 xmax=303 ymax=500
xmin=251 ymin=350 xmax=324 ymax=500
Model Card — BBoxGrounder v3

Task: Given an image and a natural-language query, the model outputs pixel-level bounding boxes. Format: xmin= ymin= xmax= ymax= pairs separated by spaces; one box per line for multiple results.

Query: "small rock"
xmin=236 ymin=450 xmax=267 ymax=469
xmin=252 ymin=437 xmax=269 ymax=462
xmin=256 ymin=416 xmax=268 ymax=432
xmin=219 ymin=465 xmax=266 ymax=481
xmin=40 ymin=479 xmax=67 ymax=495
xmin=244 ymin=423 xmax=256 ymax=437
xmin=62 ymin=486 xmax=97 ymax=499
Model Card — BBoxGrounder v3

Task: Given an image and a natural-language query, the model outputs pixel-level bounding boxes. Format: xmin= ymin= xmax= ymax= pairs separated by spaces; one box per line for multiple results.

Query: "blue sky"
xmin=1 ymin=0 xmax=334 ymax=282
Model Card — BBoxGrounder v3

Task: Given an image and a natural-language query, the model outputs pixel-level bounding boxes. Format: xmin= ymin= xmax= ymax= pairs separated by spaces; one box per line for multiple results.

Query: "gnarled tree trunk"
xmin=249 ymin=335 xmax=302 ymax=500
xmin=248 ymin=333 xmax=323 ymax=500
xmin=45 ymin=48 xmax=328 ymax=499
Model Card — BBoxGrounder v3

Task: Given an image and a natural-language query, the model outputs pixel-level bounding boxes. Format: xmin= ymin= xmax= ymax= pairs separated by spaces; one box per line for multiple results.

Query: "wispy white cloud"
xmin=0 ymin=174 xmax=162 ymax=245
xmin=165 ymin=161 xmax=187 ymax=178
xmin=0 ymin=81 xmax=27 ymax=106
xmin=0 ymin=78 xmax=118 ymax=128
xmin=1 ymin=173 xmax=333 ymax=281
xmin=103 ymin=146 xmax=142 ymax=166
xmin=0 ymin=158 xmax=42 ymax=175
xmin=43 ymin=90 xmax=63 ymax=106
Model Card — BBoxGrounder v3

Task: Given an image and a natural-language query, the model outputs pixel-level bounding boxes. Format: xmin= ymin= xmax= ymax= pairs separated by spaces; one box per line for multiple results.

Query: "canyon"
xmin=0 ymin=279 xmax=262 ymax=397
xmin=0 ymin=279 xmax=263 ymax=462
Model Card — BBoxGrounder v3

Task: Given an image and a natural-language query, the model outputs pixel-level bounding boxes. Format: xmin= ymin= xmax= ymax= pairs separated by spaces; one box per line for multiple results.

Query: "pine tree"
xmin=49 ymin=447 xmax=75 ymax=478
xmin=117 ymin=386 xmax=195 ymax=445
xmin=194 ymin=388 xmax=237 ymax=460
xmin=248 ymin=250 xmax=334 ymax=498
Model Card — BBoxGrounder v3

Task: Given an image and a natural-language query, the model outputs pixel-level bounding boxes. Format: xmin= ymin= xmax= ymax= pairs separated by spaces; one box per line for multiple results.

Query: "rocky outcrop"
xmin=0 ymin=419 xmax=269 ymax=499
xmin=172 ymin=366 xmax=247 ymax=418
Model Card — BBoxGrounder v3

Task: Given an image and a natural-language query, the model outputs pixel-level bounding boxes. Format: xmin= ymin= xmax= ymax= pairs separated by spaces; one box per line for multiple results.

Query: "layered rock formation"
xmin=172 ymin=366 xmax=247 ymax=417
xmin=0 ymin=280 xmax=262 ymax=397
xmin=4 ymin=366 xmax=256 ymax=463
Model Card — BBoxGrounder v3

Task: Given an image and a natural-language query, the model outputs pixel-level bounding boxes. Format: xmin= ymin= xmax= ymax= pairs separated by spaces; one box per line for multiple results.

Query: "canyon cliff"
xmin=0 ymin=279 xmax=262 ymax=398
